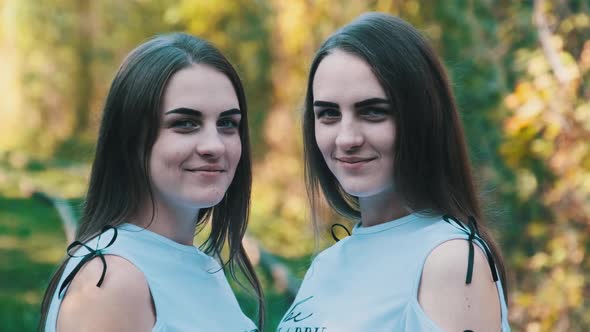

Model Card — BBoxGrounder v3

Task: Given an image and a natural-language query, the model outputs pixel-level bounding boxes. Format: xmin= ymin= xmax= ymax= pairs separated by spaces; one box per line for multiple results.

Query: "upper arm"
xmin=56 ymin=255 xmax=156 ymax=332
xmin=418 ymin=239 xmax=501 ymax=332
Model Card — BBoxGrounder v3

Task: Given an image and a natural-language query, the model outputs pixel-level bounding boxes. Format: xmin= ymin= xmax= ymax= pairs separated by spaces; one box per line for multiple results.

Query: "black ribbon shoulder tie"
xmin=442 ymin=215 xmax=499 ymax=284
xmin=330 ymin=223 xmax=351 ymax=242
xmin=58 ymin=225 xmax=118 ymax=298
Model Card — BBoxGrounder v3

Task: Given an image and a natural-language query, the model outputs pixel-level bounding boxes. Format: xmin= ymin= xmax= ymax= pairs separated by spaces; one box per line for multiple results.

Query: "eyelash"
xmin=170 ymin=118 xmax=239 ymax=132
xmin=360 ymin=108 xmax=389 ymax=119
xmin=316 ymin=109 xmax=341 ymax=119
xmin=217 ymin=118 xmax=239 ymax=130
xmin=315 ymin=108 xmax=390 ymax=122
xmin=172 ymin=119 xmax=198 ymax=130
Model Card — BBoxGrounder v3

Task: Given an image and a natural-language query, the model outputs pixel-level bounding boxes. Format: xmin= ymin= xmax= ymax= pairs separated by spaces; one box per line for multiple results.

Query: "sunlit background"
xmin=0 ymin=0 xmax=589 ymax=331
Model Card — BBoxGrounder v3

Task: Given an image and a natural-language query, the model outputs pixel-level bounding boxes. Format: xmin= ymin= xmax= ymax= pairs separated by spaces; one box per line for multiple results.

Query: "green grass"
xmin=0 ymin=196 xmax=67 ymax=332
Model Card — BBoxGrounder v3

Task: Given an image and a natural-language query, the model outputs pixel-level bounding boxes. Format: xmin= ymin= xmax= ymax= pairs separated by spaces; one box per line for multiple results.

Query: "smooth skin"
xmin=56 ymin=256 xmax=155 ymax=332
xmin=419 ymin=240 xmax=502 ymax=332
xmin=312 ymin=50 xmax=502 ymax=331
xmin=313 ymin=49 xmax=407 ymax=226
xmin=56 ymin=64 xmax=243 ymax=331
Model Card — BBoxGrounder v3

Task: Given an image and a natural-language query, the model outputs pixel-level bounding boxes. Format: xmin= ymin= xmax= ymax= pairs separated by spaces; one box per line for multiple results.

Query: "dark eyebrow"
xmin=313 ymin=101 xmax=339 ymax=108
xmin=354 ymin=98 xmax=391 ymax=108
xmin=219 ymin=108 xmax=241 ymax=117
xmin=164 ymin=107 xmax=241 ymax=117
xmin=313 ymin=98 xmax=390 ymax=109
xmin=165 ymin=107 xmax=201 ymax=116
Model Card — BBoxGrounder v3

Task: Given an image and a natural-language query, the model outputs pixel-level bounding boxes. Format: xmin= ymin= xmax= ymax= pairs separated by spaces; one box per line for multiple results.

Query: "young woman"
xmin=277 ymin=13 xmax=510 ymax=332
xmin=39 ymin=33 xmax=262 ymax=332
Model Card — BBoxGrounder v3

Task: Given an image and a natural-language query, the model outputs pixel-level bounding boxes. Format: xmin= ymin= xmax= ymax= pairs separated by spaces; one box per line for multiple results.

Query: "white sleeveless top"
xmin=45 ymin=223 xmax=259 ymax=332
xmin=276 ymin=213 xmax=510 ymax=332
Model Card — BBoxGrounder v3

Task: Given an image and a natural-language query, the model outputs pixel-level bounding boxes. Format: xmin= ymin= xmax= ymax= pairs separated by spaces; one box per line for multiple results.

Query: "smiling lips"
xmin=186 ymin=165 xmax=225 ymax=174
xmin=334 ymin=156 xmax=376 ymax=170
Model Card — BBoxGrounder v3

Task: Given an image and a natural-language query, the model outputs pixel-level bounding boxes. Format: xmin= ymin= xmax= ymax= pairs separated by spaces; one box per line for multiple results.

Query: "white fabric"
xmin=45 ymin=223 xmax=258 ymax=332
xmin=276 ymin=213 xmax=511 ymax=332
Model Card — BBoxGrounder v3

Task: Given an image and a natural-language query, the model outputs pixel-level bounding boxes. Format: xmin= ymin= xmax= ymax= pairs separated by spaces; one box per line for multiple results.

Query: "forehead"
xmin=162 ymin=64 xmax=239 ymax=113
xmin=312 ymin=50 xmax=386 ymax=103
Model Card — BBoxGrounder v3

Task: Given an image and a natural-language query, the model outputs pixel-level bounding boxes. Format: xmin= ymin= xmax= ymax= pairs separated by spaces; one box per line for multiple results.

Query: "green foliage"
xmin=0 ymin=197 xmax=66 ymax=331
xmin=499 ymin=1 xmax=590 ymax=330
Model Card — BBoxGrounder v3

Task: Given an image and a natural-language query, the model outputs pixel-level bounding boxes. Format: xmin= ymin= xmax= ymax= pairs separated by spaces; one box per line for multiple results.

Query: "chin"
xmin=183 ymin=191 xmax=228 ymax=209
xmin=341 ymin=185 xmax=377 ymax=197
xmin=340 ymin=181 xmax=393 ymax=198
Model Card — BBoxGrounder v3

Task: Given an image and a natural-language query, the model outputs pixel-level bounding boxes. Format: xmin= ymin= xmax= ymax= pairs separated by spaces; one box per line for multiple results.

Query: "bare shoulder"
xmin=418 ymin=239 xmax=502 ymax=332
xmin=56 ymin=255 xmax=155 ymax=332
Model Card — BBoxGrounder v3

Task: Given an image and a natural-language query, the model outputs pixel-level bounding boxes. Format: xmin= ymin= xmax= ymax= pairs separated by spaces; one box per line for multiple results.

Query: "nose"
xmin=334 ymin=115 xmax=364 ymax=151
xmin=195 ymin=127 xmax=225 ymax=158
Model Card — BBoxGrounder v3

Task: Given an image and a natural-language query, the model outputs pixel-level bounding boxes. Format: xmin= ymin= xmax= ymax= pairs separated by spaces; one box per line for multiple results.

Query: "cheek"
xmin=226 ymin=136 xmax=242 ymax=167
xmin=314 ymin=124 xmax=332 ymax=158
xmin=150 ymin=135 xmax=191 ymax=169
xmin=373 ymin=122 xmax=396 ymax=156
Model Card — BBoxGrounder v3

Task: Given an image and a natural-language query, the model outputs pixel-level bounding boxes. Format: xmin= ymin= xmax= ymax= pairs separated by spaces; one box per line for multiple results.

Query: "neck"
xmin=131 ymin=195 xmax=200 ymax=246
xmin=358 ymin=189 xmax=410 ymax=227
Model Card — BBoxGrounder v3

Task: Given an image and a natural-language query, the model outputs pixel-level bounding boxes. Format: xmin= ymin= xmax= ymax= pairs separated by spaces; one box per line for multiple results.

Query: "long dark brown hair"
xmin=39 ymin=33 xmax=264 ymax=330
xmin=303 ymin=13 xmax=507 ymax=296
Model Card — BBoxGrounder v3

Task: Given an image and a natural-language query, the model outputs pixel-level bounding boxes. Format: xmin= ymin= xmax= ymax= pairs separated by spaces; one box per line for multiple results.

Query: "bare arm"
xmin=418 ymin=239 xmax=502 ymax=332
xmin=57 ymin=255 xmax=156 ymax=332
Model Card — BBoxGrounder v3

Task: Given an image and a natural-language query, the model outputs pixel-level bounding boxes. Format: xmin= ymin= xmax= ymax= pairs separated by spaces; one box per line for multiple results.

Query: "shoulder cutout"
xmin=418 ymin=239 xmax=501 ymax=332
xmin=57 ymin=255 xmax=155 ymax=332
